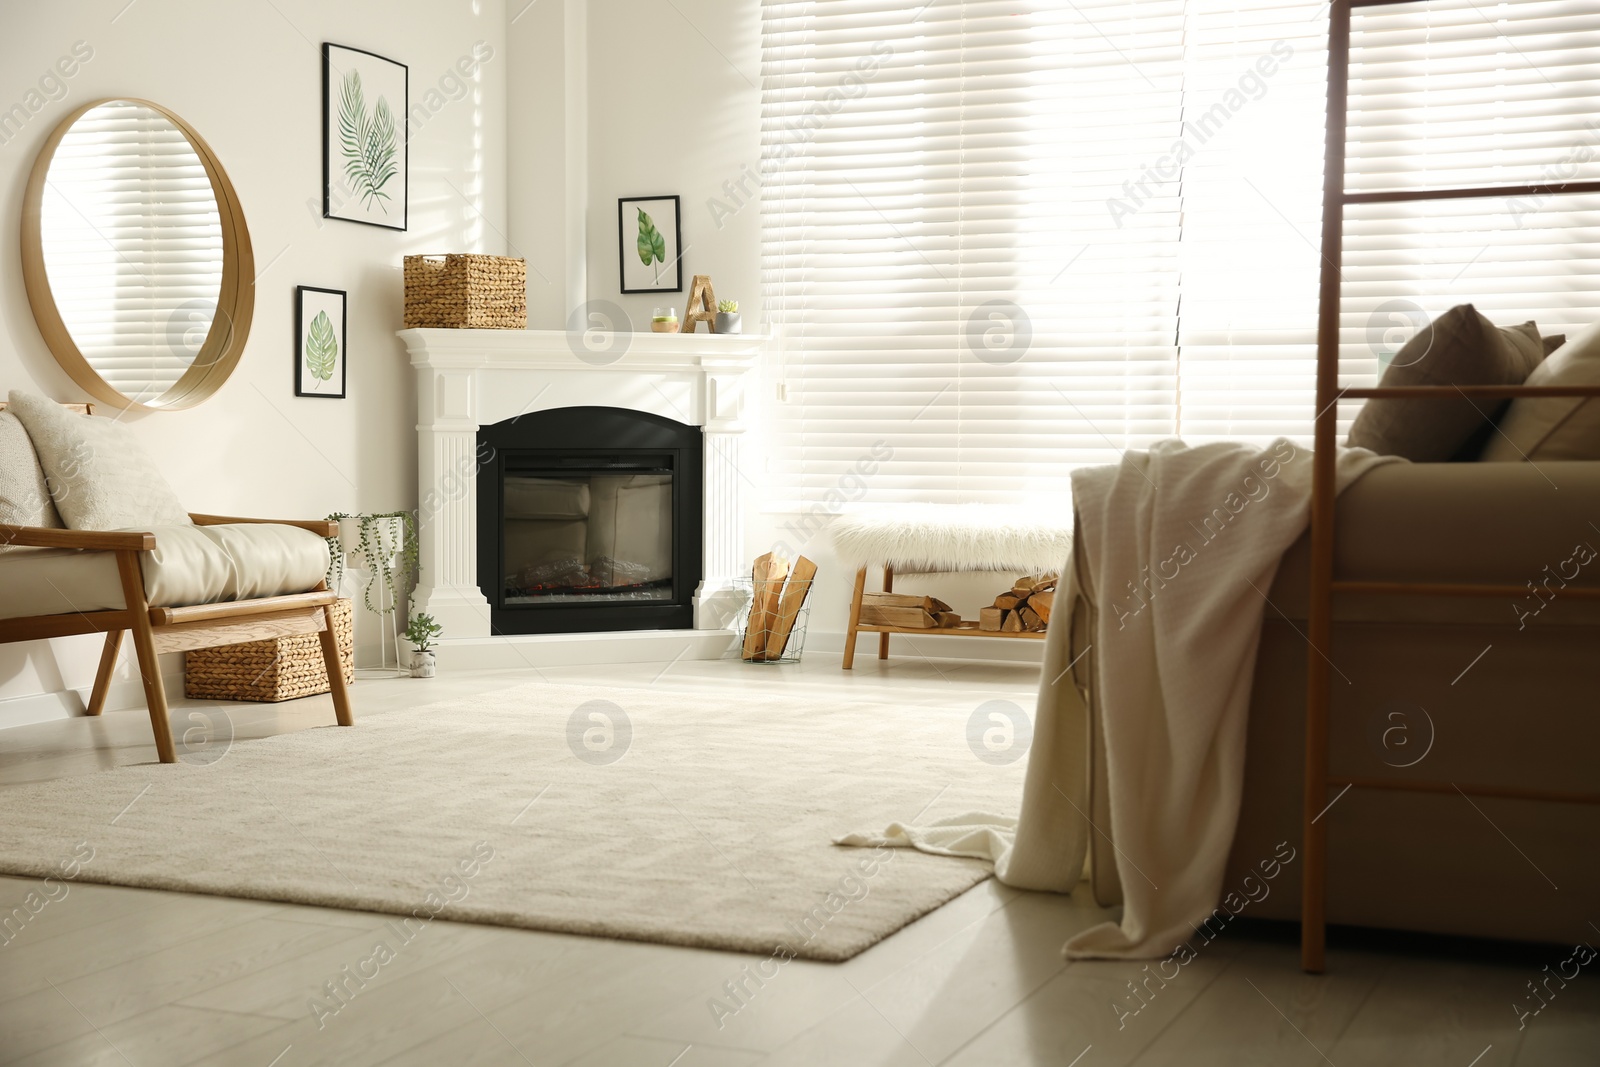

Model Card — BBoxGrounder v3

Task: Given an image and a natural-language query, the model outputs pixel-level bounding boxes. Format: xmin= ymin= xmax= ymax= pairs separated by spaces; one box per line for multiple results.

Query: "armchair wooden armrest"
xmin=188 ymin=514 xmax=339 ymax=538
xmin=0 ymin=523 xmax=156 ymax=551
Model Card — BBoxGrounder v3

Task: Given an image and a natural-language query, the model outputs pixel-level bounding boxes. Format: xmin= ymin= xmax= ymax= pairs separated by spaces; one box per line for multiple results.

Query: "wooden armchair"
xmin=0 ymin=513 xmax=353 ymax=763
xmin=1 ymin=399 xmax=351 ymax=762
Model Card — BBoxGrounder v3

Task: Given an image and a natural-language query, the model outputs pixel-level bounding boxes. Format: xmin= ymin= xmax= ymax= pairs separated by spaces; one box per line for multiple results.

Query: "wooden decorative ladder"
xmin=1302 ymin=0 xmax=1600 ymax=973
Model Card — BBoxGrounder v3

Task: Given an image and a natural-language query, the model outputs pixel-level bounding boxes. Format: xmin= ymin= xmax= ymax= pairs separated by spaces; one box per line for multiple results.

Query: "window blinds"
xmin=1337 ymin=0 xmax=1600 ymax=399
xmin=761 ymin=0 xmax=1329 ymax=506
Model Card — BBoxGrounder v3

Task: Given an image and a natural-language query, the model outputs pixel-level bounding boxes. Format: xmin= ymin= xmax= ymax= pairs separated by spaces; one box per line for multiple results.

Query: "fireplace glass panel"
xmin=502 ymin=470 xmax=674 ymax=604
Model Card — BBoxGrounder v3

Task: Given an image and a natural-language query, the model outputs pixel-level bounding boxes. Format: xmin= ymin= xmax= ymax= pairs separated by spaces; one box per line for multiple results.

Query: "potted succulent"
xmin=715 ymin=299 xmax=741 ymax=335
xmin=401 ymin=612 xmax=444 ymax=678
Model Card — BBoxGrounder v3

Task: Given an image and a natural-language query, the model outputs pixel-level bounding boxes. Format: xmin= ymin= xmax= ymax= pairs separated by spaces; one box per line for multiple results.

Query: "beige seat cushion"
xmin=1345 ymin=305 xmax=1545 ymax=461
xmin=1480 ymin=317 xmax=1600 ymax=461
xmin=5 ymin=390 xmax=191 ymax=530
xmin=0 ymin=523 xmax=331 ymax=621
xmin=0 ymin=410 xmax=62 ymax=550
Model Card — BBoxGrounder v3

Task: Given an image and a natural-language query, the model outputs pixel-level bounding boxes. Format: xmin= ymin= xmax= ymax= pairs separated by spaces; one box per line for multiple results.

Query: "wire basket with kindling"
xmin=729 ymin=555 xmax=815 ymax=664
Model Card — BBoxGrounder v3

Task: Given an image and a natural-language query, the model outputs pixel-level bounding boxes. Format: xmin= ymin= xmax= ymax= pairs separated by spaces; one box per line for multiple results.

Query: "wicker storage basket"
xmin=404 ymin=254 xmax=527 ymax=329
xmin=184 ymin=599 xmax=355 ymax=703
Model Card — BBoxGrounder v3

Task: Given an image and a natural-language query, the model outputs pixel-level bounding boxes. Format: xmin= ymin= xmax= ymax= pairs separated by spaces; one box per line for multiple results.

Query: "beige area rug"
xmin=0 ymin=681 xmax=1026 ymax=961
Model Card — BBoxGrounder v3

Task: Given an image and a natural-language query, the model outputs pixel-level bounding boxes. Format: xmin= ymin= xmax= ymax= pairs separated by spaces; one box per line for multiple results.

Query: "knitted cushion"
xmin=6 ymin=390 xmax=191 ymax=531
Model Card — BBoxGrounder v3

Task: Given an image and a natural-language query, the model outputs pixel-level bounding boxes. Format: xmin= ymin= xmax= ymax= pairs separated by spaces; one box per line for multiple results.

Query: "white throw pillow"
xmin=5 ymin=390 xmax=192 ymax=530
xmin=0 ymin=409 xmax=63 ymax=550
xmin=1481 ymin=320 xmax=1600 ymax=461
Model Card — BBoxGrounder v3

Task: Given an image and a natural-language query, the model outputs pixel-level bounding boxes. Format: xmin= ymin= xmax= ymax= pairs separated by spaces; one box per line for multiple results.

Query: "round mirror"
xmin=21 ymin=99 xmax=253 ymax=410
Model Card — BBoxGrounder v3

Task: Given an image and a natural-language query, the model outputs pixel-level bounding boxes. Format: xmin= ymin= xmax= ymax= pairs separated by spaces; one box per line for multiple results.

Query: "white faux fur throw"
xmin=829 ymin=503 xmax=1073 ymax=573
xmin=839 ymin=439 xmax=1400 ymax=959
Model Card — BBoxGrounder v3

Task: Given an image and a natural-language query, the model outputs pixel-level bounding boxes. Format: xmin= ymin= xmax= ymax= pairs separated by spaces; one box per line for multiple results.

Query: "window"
xmin=761 ymin=0 xmax=1329 ymax=506
xmin=1335 ymin=0 xmax=1600 ymax=411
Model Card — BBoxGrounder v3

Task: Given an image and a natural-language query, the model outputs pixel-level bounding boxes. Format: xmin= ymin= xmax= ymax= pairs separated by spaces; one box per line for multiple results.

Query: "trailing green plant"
xmin=323 ymin=511 xmax=420 ymax=616
xmin=324 ymin=512 xmax=348 ymax=591
xmin=402 ymin=612 xmax=444 ymax=652
xmin=304 ymin=310 xmax=338 ymax=387
xmin=717 ymin=299 xmax=738 ymax=313
xmin=337 ymin=69 xmax=399 ymax=212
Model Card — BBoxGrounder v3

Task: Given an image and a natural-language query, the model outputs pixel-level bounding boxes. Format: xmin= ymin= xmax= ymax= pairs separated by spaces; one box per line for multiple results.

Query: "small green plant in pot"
xmin=402 ymin=613 xmax=444 ymax=678
xmin=715 ymin=299 xmax=741 ymax=335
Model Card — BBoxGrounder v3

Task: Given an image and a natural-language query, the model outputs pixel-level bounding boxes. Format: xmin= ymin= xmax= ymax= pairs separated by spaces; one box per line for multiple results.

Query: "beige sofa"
xmin=1079 ymin=460 xmax=1600 ymax=944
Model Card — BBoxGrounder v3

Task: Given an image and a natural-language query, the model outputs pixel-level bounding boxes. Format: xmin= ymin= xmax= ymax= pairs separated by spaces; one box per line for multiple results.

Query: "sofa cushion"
xmin=1480 ymin=318 xmax=1600 ymax=461
xmin=0 ymin=410 xmax=62 ymax=550
xmin=5 ymin=390 xmax=191 ymax=530
xmin=0 ymin=523 xmax=331 ymax=621
xmin=1269 ymin=460 xmax=1600 ymax=626
xmin=1345 ymin=305 xmax=1545 ymax=461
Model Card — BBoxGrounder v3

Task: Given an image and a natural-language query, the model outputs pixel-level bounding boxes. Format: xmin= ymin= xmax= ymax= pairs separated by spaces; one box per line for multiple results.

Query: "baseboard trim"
xmin=436 ymin=629 xmax=742 ymax=670
xmin=0 ymin=662 xmax=186 ymax=732
xmin=434 ymin=627 xmax=1045 ymax=670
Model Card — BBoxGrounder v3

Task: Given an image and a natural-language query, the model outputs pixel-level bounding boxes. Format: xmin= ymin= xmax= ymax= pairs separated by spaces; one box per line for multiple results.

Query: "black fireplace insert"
xmin=477 ymin=407 xmax=702 ymax=634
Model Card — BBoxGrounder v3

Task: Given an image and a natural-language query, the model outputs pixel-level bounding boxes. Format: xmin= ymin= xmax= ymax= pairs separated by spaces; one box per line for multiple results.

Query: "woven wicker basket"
xmin=403 ymin=254 xmax=527 ymax=329
xmin=184 ymin=599 xmax=355 ymax=703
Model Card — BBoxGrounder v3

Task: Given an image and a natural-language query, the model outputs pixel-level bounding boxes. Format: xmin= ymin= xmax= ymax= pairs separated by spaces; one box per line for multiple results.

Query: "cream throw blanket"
xmin=839 ymin=438 xmax=1399 ymax=958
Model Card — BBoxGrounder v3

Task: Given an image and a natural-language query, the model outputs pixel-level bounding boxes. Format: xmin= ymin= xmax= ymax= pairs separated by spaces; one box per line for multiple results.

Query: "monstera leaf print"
xmin=636 ymin=208 xmax=667 ymax=266
xmin=338 ymin=69 xmax=398 ymax=211
xmin=305 ymin=310 xmax=338 ymax=388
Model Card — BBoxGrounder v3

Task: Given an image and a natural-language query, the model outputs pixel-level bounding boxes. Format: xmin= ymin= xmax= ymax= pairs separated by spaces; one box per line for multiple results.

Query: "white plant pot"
xmin=337 ymin=516 xmax=364 ymax=563
xmin=714 ymin=312 xmax=742 ymax=335
xmin=410 ymin=649 xmax=436 ymax=678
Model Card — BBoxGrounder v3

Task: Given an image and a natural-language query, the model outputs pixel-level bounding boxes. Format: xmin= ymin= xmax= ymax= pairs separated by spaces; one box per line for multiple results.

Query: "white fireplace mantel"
xmin=399 ymin=327 xmax=764 ymax=638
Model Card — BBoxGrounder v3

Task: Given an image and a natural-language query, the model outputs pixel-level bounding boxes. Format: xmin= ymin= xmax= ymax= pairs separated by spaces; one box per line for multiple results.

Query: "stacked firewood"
xmin=858 ymin=592 xmax=966 ymax=629
xmin=978 ymin=573 xmax=1057 ymax=632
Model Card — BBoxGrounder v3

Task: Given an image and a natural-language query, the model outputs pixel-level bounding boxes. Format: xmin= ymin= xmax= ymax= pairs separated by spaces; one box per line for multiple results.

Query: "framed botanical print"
xmin=323 ymin=43 xmax=408 ymax=230
xmin=295 ymin=286 xmax=347 ymax=398
xmin=618 ymin=195 xmax=683 ymax=293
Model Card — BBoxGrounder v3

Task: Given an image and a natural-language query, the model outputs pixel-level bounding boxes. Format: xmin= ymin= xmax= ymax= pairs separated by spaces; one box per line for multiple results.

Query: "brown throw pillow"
xmin=1346 ymin=304 xmax=1545 ymax=461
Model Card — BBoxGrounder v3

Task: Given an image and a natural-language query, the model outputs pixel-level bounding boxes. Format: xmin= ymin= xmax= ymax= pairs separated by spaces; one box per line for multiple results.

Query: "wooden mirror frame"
xmin=20 ymin=98 xmax=255 ymax=411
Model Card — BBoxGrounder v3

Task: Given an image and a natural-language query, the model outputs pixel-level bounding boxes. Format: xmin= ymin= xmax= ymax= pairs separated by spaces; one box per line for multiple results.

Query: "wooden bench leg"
xmin=86 ymin=630 xmax=123 ymax=716
xmin=842 ymin=566 xmax=868 ymax=670
xmin=115 ymin=552 xmax=176 ymax=764
xmin=318 ymin=608 xmax=354 ymax=727
xmin=879 ymin=565 xmax=894 ymax=660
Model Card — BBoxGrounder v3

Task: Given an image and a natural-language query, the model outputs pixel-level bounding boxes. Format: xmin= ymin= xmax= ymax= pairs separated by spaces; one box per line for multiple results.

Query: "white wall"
xmin=0 ymin=0 xmax=507 ymax=719
xmin=583 ymin=0 xmax=761 ymax=331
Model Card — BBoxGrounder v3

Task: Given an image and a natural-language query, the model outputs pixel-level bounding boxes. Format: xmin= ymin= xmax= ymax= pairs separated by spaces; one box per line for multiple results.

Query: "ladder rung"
xmin=1339 ymin=385 xmax=1600 ymax=400
xmin=1344 ymin=179 xmax=1600 ymax=205
xmin=1330 ymin=776 xmax=1600 ymax=806
xmin=1333 ymin=580 xmax=1600 ymax=599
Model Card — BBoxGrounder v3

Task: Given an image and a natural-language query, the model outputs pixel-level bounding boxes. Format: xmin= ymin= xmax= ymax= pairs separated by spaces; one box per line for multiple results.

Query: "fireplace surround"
xmin=399 ymin=328 xmax=758 ymax=640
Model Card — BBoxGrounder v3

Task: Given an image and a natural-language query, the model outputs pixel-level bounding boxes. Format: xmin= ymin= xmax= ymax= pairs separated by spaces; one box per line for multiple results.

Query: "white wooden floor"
xmin=1 ymin=653 xmax=1595 ymax=1066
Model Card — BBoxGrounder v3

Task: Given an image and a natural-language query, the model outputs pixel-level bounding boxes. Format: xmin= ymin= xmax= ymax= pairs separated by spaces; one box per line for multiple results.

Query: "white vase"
xmin=411 ymin=649 xmax=436 ymax=678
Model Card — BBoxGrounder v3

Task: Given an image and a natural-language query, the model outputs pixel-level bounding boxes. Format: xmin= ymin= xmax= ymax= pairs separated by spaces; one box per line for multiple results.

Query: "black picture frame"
xmin=618 ymin=195 xmax=683 ymax=294
xmin=322 ymin=42 xmax=408 ymax=231
xmin=295 ymin=286 xmax=348 ymax=399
